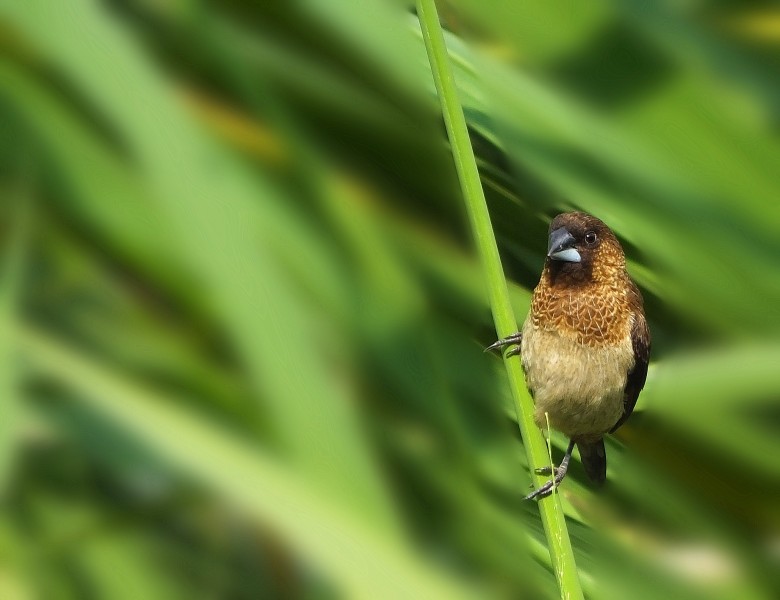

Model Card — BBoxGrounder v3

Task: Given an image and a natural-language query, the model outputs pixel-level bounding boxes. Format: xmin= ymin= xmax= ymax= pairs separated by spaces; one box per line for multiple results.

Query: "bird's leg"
xmin=525 ymin=439 xmax=575 ymax=501
xmin=485 ymin=331 xmax=522 ymax=357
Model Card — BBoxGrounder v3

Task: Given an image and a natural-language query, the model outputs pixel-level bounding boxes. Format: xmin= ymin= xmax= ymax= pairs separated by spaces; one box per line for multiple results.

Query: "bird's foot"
xmin=524 ymin=462 xmax=570 ymax=501
xmin=485 ymin=332 xmax=522 ymax=357
xmin=524 ymin=440 xmax=575 ymax=501
xmin=534 ymin=465 xmax=561 ymax=476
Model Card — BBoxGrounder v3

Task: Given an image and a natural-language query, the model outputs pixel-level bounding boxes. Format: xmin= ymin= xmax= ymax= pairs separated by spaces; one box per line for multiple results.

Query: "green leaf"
xmin=19 ymin=326 xmax=474 ymax=600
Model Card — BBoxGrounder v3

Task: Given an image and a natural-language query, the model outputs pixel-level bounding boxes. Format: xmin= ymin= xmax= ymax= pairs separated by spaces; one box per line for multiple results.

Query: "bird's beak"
xmin=547 ymin=227 xmax=581 ymax=263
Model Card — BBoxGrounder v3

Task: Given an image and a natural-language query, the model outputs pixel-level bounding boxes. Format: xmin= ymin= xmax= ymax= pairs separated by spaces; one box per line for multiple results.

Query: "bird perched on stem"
xmin=488 ymin=212 xmax=650 ymax=500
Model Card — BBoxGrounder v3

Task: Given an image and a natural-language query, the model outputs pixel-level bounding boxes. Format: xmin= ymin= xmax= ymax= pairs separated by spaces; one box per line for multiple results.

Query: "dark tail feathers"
xmin=577 ymin=439 xmax=606 ymax=485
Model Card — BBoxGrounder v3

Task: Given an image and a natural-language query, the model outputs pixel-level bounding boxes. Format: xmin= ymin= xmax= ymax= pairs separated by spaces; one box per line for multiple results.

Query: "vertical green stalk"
xmin=416 ymin=1 xmax=584 ymax=598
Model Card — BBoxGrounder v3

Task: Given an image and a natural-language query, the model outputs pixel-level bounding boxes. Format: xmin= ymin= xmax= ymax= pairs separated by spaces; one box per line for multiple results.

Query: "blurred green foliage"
xmin=0 ymin=1 xmax=779 ymax=598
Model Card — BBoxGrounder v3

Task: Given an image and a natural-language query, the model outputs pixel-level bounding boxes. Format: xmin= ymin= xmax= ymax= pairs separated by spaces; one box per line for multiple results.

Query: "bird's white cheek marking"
xmin=521 ymin=320 xmax=634 ymax=439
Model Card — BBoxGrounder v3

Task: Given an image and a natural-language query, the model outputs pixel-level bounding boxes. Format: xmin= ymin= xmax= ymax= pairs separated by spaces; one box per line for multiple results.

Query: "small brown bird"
xmin=488 ymin=212 xmax=650 ymax=499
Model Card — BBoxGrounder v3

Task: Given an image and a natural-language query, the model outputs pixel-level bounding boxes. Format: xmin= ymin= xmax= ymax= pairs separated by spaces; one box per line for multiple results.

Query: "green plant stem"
xmin=416 ymin=1 xmax=584 ymax=598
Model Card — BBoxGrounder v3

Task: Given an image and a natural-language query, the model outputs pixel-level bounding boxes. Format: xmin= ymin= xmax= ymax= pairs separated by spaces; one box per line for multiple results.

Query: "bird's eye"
xmin=584 ymin=231 xmax=598 ymax=245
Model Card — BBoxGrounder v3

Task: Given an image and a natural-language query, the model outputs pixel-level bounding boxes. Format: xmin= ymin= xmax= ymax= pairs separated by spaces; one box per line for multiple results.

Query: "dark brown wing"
xmin=610 ymin=302 xmax=650 ymax=433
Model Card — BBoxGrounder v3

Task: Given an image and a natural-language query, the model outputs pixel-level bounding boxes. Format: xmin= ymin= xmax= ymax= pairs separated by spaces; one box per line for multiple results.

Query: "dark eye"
xmin=584 ymin=231 xmax=598 ymax=245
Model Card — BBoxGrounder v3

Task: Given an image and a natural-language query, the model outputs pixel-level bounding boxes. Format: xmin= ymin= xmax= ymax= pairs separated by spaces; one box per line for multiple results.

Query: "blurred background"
xmin=0 ymin=0 xmax=779 ymax=598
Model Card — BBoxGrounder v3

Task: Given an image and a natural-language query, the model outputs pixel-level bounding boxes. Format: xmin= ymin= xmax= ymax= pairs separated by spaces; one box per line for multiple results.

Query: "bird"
xmin=487 ymin=211 xmax=650 ymax=500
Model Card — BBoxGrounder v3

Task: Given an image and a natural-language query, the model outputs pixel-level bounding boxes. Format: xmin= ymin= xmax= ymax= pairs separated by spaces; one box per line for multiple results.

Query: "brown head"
xmin=543 ymin=211 xmax=626 ymax=288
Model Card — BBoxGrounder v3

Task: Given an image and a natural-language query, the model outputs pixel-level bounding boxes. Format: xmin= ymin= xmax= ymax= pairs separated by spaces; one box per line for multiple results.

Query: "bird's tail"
xmin=577 ymin=439 xmax=606 ymax=485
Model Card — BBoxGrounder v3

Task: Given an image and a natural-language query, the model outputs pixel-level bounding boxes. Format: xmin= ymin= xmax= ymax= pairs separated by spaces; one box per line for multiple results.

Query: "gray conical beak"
xmin=547 ymin=227 xmax=581 ymax=263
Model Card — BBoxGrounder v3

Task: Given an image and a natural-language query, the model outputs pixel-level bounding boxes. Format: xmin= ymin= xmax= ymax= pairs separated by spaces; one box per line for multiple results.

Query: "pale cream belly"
xmin=521 ymin=320 xmax=634 ymax=440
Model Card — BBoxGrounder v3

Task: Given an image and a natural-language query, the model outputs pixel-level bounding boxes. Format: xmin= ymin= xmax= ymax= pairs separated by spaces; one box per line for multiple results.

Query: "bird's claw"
xmin=534 ymin=465 xmax=560 ymax=476
xmin=524 ymin=440 xmax=575 ymax=501
xmin=524 ymin=467 xmax=567 ymax=501
xmin=524 ymin=480 xmax=557 ymax=501
xmin=485 ymin=332 xmax=523 ymax=355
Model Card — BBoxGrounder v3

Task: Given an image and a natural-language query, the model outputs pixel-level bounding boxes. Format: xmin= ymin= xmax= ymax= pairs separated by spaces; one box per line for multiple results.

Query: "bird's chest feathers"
xmin=521 ymin=286 xmax=635 ymax=438
xmin=530 ymin=281 xmax=628 ymax=345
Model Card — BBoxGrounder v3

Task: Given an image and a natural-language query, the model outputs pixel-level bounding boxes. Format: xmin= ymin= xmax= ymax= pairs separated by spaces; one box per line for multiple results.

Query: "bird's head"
xmin=544 ymin=211 xmax=626 ymax=286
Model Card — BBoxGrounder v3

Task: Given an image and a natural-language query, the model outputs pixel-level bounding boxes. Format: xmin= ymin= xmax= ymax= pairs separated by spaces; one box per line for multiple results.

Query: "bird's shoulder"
xmin=610 ymin=282 xmax=651 ymax=432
